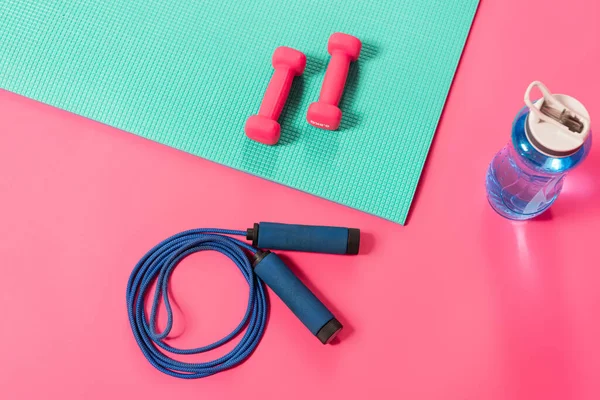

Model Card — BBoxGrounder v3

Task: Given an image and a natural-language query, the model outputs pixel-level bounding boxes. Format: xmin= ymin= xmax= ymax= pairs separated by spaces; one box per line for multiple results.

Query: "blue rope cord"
xmin=126 ymin=228 xmax=267 ymax=379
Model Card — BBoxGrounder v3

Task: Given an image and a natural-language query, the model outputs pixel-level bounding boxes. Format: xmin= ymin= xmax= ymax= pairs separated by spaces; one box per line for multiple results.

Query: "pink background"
xmin=1 ymin=1 xmax=599 ymax=399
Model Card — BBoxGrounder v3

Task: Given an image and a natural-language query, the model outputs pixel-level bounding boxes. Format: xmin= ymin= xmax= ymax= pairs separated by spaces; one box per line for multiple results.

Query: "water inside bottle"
xmin=486 ymin=145 xmax=564 ymax=220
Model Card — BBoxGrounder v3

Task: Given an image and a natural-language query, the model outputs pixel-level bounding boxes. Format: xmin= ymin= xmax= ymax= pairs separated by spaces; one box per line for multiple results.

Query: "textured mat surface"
xmin=0 ymin=0 xmax=479 ymax=224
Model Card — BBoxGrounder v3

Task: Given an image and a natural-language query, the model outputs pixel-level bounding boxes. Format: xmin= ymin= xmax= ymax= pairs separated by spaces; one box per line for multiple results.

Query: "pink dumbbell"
xmin=307 ymin=33 xmax=362 ymax=130
xmin=245 ymin=47 xmax=306 ymax=145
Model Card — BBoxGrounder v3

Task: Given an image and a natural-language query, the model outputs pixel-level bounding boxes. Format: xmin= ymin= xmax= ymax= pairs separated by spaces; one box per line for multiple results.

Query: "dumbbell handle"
xmin=319 ymin=53 xmax=351 ymax=106
xmin=259 ymin=68 xmax=295 ymax=120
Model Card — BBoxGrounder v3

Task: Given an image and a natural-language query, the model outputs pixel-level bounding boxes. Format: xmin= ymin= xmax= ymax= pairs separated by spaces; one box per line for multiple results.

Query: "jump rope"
xmin=126 ymin=222 xmax=360 ymax=378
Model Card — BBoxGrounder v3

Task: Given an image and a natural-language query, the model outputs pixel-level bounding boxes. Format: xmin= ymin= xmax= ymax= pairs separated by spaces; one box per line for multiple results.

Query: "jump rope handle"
xmin=247 ymin=222 xmax=360 ymax=255
xmin=253 ymin=251 xmax=343 ymax=344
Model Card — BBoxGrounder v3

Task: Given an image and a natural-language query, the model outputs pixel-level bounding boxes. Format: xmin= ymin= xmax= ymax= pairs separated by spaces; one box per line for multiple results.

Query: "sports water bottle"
xmin=486 ymin=81 xmax=592 ymax=220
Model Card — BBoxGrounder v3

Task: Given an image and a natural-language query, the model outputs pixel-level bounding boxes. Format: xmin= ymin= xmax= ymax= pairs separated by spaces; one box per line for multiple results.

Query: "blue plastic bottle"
xmin=486 ymin=81 xmax=592 ymax=220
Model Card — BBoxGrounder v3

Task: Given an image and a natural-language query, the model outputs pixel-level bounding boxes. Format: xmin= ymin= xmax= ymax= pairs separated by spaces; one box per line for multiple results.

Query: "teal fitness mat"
xmin=0 ymin=0 xmax=479 ymax=224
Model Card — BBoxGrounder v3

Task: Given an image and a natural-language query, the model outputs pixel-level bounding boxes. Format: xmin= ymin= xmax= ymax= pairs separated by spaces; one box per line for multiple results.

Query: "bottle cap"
xmin=525 ymin=81 xmax=591 ymax=157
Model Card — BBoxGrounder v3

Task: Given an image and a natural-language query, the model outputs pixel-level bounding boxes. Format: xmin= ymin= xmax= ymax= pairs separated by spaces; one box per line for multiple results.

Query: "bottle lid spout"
xmin=524 ymin=81 xmax=591 ymax=156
